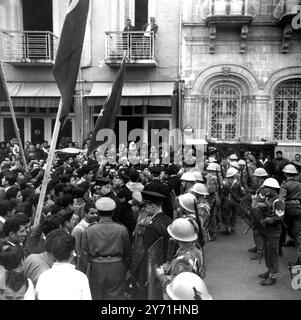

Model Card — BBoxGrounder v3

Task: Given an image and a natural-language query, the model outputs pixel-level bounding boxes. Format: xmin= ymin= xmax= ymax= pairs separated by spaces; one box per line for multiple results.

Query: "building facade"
xmin=181 ymin=0 xmax=301 ymax=160
xmin=0 ymin=0 xmax=181 ymax=148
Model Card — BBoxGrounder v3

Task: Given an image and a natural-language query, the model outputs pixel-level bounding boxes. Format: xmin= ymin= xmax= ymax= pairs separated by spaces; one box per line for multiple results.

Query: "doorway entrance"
xmin=135 ymin=0 xmax=148 ymax=30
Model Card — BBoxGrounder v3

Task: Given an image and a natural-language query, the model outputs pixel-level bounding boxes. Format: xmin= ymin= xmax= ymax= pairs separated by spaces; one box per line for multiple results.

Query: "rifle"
xmin=245 ymin=161 xmax=251 ymax=187
xmin=215 ymin=169 xmax=222 ymax=198
xmin=167 ymin=238 xmax=177 ymax=263
xmin=193 ymin=200 xmax=205 ymax=248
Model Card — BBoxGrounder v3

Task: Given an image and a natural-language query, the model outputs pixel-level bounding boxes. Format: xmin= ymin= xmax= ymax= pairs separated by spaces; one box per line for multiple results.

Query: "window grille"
xmin=273 ymin=80 xmax=301 ymax=141
xmin=209 ymin=84 xmax=241 ymax=139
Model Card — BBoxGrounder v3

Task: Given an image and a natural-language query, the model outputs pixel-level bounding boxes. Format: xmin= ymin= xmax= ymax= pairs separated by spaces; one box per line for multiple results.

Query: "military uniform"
xmin=279 ymin=177 xmax=301 ymax=262
xmin=206 ymin=174 xmax=220 ymax=239
xmin=221 ymin=178 xmax=246 ymax=234
xmin=79 ymin=216 xmax=131 ymax=300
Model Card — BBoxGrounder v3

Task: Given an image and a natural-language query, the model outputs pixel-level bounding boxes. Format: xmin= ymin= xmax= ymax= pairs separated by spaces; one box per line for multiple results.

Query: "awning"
xmin=0 ymin=82 xmax=60 ymax=108
xmin=85 ymin=82 xmax=175 ymax=107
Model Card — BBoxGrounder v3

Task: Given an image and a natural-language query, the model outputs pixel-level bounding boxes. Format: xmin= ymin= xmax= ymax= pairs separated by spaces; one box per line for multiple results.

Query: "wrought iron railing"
xmin=207 ymin=0 xmax=250 ymax=16
xmin=105 ymin=31 xmax=155 ymax=62
xmin=1 ymin=30 xmax=58 ymax=64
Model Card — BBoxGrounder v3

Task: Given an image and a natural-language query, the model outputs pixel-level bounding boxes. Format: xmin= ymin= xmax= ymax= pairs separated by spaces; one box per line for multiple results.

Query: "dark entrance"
xmin=135 ymin=0 xmax=148 ymax=30
xmin=115 ymin=117 xmax=144 ymax=147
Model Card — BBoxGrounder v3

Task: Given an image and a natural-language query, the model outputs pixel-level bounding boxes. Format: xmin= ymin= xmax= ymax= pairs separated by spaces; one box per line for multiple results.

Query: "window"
xmin=273 ymin=80 xmax=301 ymax=141
xmin=209 ymin=84 xmax=241 ymax=139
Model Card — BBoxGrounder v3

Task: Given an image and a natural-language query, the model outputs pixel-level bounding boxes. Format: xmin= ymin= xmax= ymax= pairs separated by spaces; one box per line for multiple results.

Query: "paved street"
xmin=205 ymin=218 xmax=301 ymax=300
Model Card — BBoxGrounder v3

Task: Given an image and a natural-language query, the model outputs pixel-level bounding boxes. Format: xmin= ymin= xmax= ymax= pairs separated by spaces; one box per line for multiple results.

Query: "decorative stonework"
xmin=240 ymin=24 xmax=249 ymax=54
xmin=281 ymin=23 xmax=293 ymax=53
xmin=209 ymin=25 xmax=216 ymax=54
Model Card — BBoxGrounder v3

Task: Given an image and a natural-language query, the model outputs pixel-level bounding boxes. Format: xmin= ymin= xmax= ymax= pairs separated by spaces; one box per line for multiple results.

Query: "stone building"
xmin=181 ymin=0 xmax=301 ymax=160
xmin=0 ymin=0 xmax=181 ymax=148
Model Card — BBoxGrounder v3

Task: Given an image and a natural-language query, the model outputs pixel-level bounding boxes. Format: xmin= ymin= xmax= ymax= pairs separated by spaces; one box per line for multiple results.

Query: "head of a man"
xmin=51 ymin=234 xmax=76 ymax=263
xmin=2 ymin=218 xmax=28 ymax=245
xmin=276 ymin=151 xmax=283 ymax=160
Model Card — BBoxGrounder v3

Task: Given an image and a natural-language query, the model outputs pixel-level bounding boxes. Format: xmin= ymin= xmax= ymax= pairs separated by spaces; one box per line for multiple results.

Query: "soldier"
xmin=248 ymin=168 xmax=269 ymax=260
xmin=159 ymin=217 xmax=205 ymax=280
xmin=180 ymin=171 xmax=197 ymax=194
xmin=257 ymin=178 xmax=284 ymax=286
xmin=279 ymin=164 xmax=301 ymax=265
xmin=221 ymin=154 xmax=238 ymax=178
xmin=221 ymin=168 xmax=246 ymax=235
xmin=206 ymin=163 xmax=221 ymax=241
xmin=79 ymin=197 xmax=131 ymax=300
xmin=238 ymin=159 xmax=253 ymax=190
xmin=130 ymin=190 xmax=172 ymax=300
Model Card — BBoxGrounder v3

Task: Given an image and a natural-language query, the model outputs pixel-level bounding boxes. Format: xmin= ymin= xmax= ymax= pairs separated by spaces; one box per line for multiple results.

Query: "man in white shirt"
xmin=35 ymin=233 xmax=92 ymax=300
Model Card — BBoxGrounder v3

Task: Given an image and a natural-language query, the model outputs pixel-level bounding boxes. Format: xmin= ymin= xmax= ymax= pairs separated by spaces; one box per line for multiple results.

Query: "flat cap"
xmin=95 ymin=197 xmax=116 ymax=211
xmin=149 ymin=165 xmax=164 ymax=174
xmin=95 ymin=176 xmax=111 ymax=186
xmin=141 ymin=190 xmax=166 ymax=202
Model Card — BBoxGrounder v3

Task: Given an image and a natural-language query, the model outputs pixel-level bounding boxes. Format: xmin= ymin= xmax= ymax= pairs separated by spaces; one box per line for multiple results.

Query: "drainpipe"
xmin=178 ymin=0 xmax=183 ymax=147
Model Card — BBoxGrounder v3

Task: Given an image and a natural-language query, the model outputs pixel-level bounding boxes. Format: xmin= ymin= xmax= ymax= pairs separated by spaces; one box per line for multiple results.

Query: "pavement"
xmin=204 ymin=218 xmax=301 ymax=300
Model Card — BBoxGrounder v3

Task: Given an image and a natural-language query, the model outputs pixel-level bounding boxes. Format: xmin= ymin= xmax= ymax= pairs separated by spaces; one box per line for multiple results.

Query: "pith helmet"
xmin=167 ymin=218 xmax=198 ymax=242
xmin=192 ymin=171 xmax=204 ymax=182
xmin=229 ymin=154 xmax=238 ymax=160
xmin=178 ymin=193 xmax=196 ymax=213
xmin=230 ymin=161 xmax=239 ymax=169
xmin=262 ymin=178 xmax=280 ymax=189
xmin=190 ymin=183 xmax=209 ymax=196
xmin=180 ymin=172 xmax=197 ymax=182
xmin=226 ymin=168 xmax=238 ymax=178
xmin=253 ymin=168 xmax=268 ymax=177
xmin=166 ymin=272 xmax=212 ymax=300
xmin=283 ymin=164 xmax=298 ymax=175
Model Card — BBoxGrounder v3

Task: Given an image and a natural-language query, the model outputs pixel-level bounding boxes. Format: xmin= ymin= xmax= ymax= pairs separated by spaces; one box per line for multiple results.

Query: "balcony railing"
xmin=206 ymin=0 xmax=252 ymax=17
xmin=105 ymin=31 xmax=156 ymax=67
xmin=0 ymin=30 xmax=58 ymax=66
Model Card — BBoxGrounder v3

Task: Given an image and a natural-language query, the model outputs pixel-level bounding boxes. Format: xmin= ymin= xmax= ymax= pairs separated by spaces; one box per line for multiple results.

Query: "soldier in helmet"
xmin=221 ymin=154 xmax=238 ymax=179
xmin=163 ymin=272 xmax=212 ymax=300
xmin=248 ymin=168 xmax=269 ymax=259
xmin=79 ymin=197 xmax=131 ymax=300
xmin=155 ymin=217 xmax=205 ymax=295
xmin=221 ymin=167 xmax=246 ymax=235
xmin=257 ymin=178 xmax=285 ymax=286
xmin=129 ymin=190 xmax=172 ymax=299
xmin=279 ymin=164 xmax=301 ymax=265
xmin=180 ymin=171 xmax=197 ymax=194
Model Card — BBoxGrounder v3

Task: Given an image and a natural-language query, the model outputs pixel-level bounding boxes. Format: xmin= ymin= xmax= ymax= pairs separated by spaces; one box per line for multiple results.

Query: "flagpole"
xmin=0 ymin=61 xmax=28 ymax=173
xmin=34 ymin=99 xmax=63 ymax=226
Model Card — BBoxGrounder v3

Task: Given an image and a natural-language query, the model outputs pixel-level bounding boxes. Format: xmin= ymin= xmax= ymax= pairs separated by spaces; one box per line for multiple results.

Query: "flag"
xmin=0 ymin=61 xmax=9 ymax=102
xmin=53 ymin=0 xmax=90 ymax=123
xmin=87 ymin=55 xmax=127 ymax=156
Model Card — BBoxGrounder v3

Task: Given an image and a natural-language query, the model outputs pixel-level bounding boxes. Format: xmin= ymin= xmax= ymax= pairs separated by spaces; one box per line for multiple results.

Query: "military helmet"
xmin=238 ymin=159 xmax=246 ymax=166
xmin=283 ymin=164 xmax=298 ymax=175
xmin=167 ymin=218 xmax=198 ymax=242
xmin=253 ymin=168 xmax=268 ymax=177
xmin=180 ymin=172 xmax=197 ymax=182
xmin=230 ymin=161 xmax=239 ymax=170
xmin=166 ymin=272 xmax=212 ymax=300
xmin=229 ymin=154 xmax=238 ymax=160
xmin=178 ymin=193 xmax=196 ymax=213
xmin=262 ymin=178 xmax=280 ymax=189
xmin=207 ymin=163 xmax=218 ymax=171
xmin=192 ymin=171 xmax=204 ymax=182
xmin=226 ymin=168 xmax=238 ymax=178
xmin=190 ymin=183 xmax=209 ymax=196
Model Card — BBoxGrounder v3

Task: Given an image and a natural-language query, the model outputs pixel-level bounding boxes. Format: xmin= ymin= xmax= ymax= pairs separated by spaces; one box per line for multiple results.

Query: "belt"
xmin=90 ymin=256 xmax=123 ymax=263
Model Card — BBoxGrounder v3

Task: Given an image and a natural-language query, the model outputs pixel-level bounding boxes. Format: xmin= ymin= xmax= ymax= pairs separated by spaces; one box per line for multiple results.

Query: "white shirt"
xmin=24 ymin=279 xmax=35 ymax=300
xmin=35 ymin=262 xmax=92 ymax=300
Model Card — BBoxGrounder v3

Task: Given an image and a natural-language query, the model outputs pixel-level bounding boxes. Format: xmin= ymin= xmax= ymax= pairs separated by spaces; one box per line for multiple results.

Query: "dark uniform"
xmin=256 ymin=195 xmax=285 ymax=280
xmin=279 ymin=177 xmax=301 ymax=262
xmin=206 ymin=174 xmax=220 ymax=239
xmin=130 ymin=191 xmax=172 ymax=300
xmin=222 ymin=178 xmax=246 ymax=234
xmin=79 ymin=215 xmax=131 ymax=300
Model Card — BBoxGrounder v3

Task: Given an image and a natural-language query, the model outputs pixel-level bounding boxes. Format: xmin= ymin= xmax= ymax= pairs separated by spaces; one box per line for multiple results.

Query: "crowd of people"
xmin=0 ymin=137 xmax=301 ymax=300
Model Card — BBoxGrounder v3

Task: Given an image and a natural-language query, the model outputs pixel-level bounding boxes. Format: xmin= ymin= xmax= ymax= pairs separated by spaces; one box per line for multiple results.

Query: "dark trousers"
xmin=284 ymin=205 xmax=301 ymax=258
xmin=208 ymin=202 xmax=218 ymax=238
xmin=222 ymin=199 xmax=239 ymax=231
xmin=263 ymin=234 xmax=280 ymax=275
xmin=253 ymin=229 xmax=263 ymax=250
xmin=89 ymin=261 xmax=126 ymax=300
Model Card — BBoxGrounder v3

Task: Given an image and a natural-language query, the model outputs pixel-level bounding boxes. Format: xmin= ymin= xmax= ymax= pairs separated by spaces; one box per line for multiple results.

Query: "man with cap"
xmin=146 ymin=166 xmax=173 ymax=219
xmin=93 ymin=176 xmax=121 ymax=223
xmin=221 ymin=168 xmax=246 ymax=235
xmin=279 ymin=164 xmax=301 ymax=265
xmin=79 ymin=197 xmax=131 ymax=300
xmin=256 ymin=178 xmax=284 ymax=286
xmin=166 ymin=164 xmax=181 ymax=197
xmin=130 ymin=190 xmax=172 ymax=299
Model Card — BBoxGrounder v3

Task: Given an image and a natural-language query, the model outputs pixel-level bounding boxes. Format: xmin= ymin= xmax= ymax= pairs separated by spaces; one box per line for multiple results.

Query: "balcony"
xmin=204 ymin=0 xmax=254 ymax=54
xmin=105 ymin=31 xmax=157 ymax=67
xmin=0 ymin=30 xmax=58 ymax=66
xmin=205 ymin=0 xmax=253 ymax=24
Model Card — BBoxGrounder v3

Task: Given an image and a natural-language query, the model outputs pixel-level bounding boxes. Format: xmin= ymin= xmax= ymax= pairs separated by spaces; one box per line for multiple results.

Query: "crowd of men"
xmin=0 ymin=138 xmax=301 ymax=300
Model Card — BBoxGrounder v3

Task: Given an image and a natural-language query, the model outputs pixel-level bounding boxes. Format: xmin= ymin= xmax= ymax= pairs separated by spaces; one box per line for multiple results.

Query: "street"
xmin=205 ymin=218 xmax=301 ymax=300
